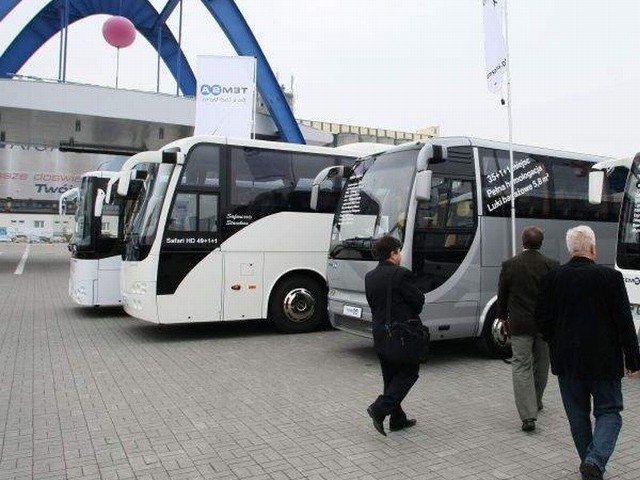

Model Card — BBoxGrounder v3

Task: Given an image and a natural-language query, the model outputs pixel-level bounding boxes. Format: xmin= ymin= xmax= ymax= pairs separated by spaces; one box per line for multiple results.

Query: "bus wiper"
xmin=341 ymin=236 xmax=375 ymax=249
xmin=329 ymin=236 xmax=377 ymax=259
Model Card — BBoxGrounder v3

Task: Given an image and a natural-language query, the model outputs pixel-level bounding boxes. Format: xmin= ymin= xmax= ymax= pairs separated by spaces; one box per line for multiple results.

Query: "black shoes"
xmin=390 ymin=419 xmax=417 ymax=432
xmin=367 ymin=406 xmax=386 ymax=436
xmin=521 ymin=419 xmax=536 ymax=432
xmin=580 ymin=462 xmax=603 ymax=480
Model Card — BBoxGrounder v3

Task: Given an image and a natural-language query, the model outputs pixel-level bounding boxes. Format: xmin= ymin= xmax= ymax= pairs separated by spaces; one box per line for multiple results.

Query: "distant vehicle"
xmin=116 ymin=135 xmax=387 ymax=331
xmin=589 ymin=155 xmax=640 ymax=338
xmin=320 ymin=137 xmax=625 ymax=357
xmin=0 ymin=227 xmax=10 ymax=243
xmin=65 ymin=170 xmax=144 ymax=306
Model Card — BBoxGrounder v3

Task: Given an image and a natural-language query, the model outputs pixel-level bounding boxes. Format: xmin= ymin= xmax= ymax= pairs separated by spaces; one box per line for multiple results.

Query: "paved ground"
xmin=1 ymin=244 xmax=640 ymax=480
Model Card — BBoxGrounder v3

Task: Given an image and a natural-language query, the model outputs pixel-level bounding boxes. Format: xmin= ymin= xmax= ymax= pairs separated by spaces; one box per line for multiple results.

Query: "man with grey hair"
xmin=536 ymin=225 xmax=640 ymax=480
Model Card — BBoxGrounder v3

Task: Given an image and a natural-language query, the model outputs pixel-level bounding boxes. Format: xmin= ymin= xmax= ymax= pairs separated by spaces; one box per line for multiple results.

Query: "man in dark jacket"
xmin=365 ymin=236 xmax=425 ymax=436
xmin=497 ymin=226 xmax=559 ymax=432
xmin=536 ymin=225 xmax=640 ymax=480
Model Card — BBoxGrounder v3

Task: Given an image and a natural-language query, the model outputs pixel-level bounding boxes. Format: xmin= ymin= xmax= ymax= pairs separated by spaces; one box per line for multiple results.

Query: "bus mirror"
xmin=128 ymin=179 xmax=144 ymax=199
xmin=105 ymin=177 xmax=118 ymax=204
xmin=415 ymin=171 xmax=432 ymax=201
xmin=134 ymin=170 xmax=147 ymax=180
xmin=117 ymin=171 xmax=131 ymax=197
xmin=432 ymin=145 xmax=448 ymax=163
xmin=310 ymin=185 xmax=320 ymax=211
xmin=162 ymin=149 xmax=184 ymax=165
xmin=310 ymin=166 xmax=348 ymax=210
xmin=588 ymin=171 xmax=604 ymax=205
xmin=94 ymin=189 xmax=106 ymax=217
xmin=58 ymin=187 xmax=78 ymax=216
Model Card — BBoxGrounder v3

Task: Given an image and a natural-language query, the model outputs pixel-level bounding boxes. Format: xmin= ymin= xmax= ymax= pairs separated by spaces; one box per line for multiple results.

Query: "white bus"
xmin=116 ymin=136 xmax=387 ymax=331
xmin=320 ymin=138 xmax=625 ymax=357
xmin=590 ymin=154 xmax=640 ymax=336
xmin=66 ymin=170 xmax=144 ymax=306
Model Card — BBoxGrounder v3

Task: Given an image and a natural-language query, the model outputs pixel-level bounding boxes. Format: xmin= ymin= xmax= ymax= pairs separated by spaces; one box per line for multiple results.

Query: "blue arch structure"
xmin=0 ymin=1 xmax=21 ymax=23
xmin=0 ymin=0 xmax=304 ymax=144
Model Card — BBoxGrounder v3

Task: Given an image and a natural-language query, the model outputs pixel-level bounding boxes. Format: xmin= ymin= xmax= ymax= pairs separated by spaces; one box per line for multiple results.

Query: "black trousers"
xmin=371 ymin=354 xmax=420 ymax=422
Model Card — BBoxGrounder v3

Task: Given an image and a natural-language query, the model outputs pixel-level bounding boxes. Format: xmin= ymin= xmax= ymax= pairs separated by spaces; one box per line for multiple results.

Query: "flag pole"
xmin=503 ymin=0 xmax=516 ymax=256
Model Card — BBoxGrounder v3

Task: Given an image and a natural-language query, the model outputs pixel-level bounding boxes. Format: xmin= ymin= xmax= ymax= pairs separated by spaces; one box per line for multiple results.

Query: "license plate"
xmin=342 ymin=305 xmax=362 ymax=318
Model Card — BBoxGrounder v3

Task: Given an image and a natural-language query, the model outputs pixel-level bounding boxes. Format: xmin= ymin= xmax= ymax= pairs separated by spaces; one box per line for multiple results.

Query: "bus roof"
xmin=590 ymin=157 xmax=632 ymax=171
xmin=157 ymin=135 xmax=387 ymax=158
xmin=368 ymin=136 xmax=613 ymax=164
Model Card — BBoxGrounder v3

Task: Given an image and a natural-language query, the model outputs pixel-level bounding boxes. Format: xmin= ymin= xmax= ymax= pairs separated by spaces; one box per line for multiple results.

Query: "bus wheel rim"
xmin=283 ymin=288 xmax=315 ymax=323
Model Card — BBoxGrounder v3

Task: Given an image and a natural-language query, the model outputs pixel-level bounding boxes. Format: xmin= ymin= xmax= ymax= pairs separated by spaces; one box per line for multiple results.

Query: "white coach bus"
xmin=116 ymin=136 xmax=387 ymax=331
xmin=590 ymin=154 xmax=640 ymax=336
xmin=320 ymin=138 xmax=625 ymax=357
xmin=66 ymin=170 xmax=144 ymax=306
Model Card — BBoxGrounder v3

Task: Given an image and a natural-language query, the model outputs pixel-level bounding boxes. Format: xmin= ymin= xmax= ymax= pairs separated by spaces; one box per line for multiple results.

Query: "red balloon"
xmin=102 ymin=16 xmax=136 ymax=48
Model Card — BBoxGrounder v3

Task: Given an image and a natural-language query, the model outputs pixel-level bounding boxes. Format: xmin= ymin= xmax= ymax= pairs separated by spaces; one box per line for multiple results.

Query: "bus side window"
xmin=199 ymin=195 xmax=218 ymax=232
xmin=167 ymin=193 xmax=218 ymax=233
xmin=168 ymin=193 xmax=197 ymax=232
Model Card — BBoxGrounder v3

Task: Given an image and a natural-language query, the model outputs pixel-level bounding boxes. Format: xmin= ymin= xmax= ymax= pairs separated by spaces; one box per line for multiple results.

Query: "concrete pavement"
xmin=1 ymin=243 xmax=640 ymax=480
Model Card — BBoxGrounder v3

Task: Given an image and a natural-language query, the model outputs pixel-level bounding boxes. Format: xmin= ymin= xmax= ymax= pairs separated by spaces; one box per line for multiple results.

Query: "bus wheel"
xmin=477 ymin=305 xmax=512 ymax=358
xmin=270 ymin=275 xmax=327 ymax=333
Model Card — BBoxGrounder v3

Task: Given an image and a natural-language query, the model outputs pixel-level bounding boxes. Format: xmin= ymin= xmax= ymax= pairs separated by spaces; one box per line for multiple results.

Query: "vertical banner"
xmin=195 ymin=55 xmax=257 ymax=138
xmin=482 ymin=0 xmax=507 ymax=95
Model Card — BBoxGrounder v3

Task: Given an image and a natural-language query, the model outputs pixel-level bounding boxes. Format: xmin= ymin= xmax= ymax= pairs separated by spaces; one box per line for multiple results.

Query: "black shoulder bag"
xmin=383 ymin=267 xmax=430 ymax=364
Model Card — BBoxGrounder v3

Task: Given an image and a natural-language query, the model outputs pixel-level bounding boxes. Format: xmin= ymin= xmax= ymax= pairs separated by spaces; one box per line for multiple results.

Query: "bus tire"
xmin=477 ymin=305 xmax=512 ymax=358
xmin=269 ymin=274 xmax=327 ymax=333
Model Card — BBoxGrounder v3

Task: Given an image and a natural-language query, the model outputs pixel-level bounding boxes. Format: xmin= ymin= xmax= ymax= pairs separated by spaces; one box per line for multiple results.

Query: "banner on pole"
xmin=195 ymin=55 xmax=257 ymax=138
xmin=482 ymin=0 xmax=508 ymax=95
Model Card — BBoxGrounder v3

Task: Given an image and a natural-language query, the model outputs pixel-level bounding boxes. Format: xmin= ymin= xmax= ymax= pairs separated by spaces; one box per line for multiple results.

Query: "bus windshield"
xmin=72 ymin=177 xmax=93 ymax=248
xmin=128 ymin=163 xmax=174 ymax=251
xmin=617 ymin=155 xmax=640 ymax=269
xmin=329 ymin=149 xmax=417 ymax=259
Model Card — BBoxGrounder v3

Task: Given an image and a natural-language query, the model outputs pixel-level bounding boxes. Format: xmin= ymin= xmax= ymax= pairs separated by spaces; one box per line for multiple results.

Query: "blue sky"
xmin=2 ymin=1 xmax=640 ymax=158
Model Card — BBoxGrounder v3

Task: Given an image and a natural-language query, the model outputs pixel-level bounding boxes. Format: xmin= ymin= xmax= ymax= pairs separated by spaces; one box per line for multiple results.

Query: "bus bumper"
xmin=328 ymin=297 xmax=373 ymax=339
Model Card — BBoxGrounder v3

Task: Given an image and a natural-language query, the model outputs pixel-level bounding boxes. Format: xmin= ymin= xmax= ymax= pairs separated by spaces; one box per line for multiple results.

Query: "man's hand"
xmin=625 ymin=369 xmax=640 ymax=379
xmin=499 ymin=318 xmax=511 ymax=338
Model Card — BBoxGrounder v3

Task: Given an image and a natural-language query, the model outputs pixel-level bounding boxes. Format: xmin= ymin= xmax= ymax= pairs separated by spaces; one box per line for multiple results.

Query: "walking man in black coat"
xmin=497 ymin=226 xmax=559 ymax=432
xmin=536 ymin=225 xmax=640 ymax=480
xmin=365 ymin=236 xmax=425 ymax=436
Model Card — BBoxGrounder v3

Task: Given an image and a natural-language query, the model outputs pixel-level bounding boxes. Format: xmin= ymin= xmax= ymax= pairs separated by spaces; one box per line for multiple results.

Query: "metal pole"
xmin=115 ymin=47 xmax=120 ymax=88
xmin=176 ymin=0 xmax=183 ymax=96
xmin=252 ymin=59 xmax=257 ymax=139
xmin=62 ymin=0 xmax=69 ymax=82
xmin=504 ymin=0 xmax=516 ymax=256
xmin=58 ymin=3 xmax=64 ymax=81
xmin=156 ymin=29 xmax=162 ymax=93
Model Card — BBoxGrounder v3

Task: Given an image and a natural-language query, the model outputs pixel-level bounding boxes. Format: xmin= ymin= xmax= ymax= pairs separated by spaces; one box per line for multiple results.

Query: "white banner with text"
xmin=482 ymin=0 xmax=508 ymax=95
xmin=195 ymin=55 xmax=256 ymax=138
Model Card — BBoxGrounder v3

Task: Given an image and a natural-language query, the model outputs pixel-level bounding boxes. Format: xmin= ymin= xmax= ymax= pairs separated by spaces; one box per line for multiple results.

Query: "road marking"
xmin=14 ymin=244 xmax=30 ymax=275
